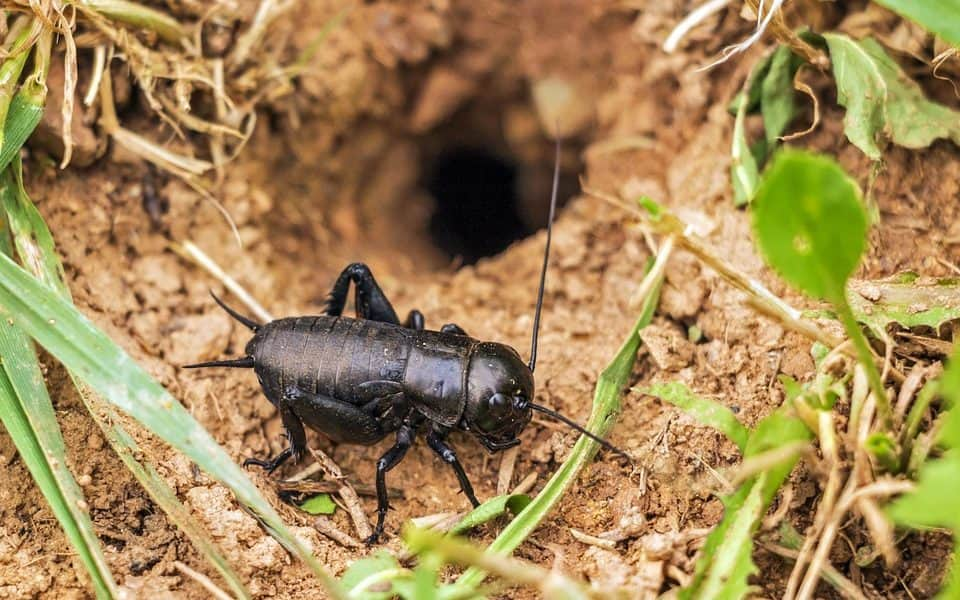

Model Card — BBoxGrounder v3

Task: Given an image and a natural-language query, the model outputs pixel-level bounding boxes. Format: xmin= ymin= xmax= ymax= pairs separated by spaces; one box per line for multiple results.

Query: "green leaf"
xmin=760 ymin=45 xmax=802 ymax=146
xmin=865 ymin=432 xmax=900 ymax=472
xmin=823 ymin=34 xmax=960 ymax=161
xmin=890 ymin=452 xmax=960 ymax=530
xmin=456 ymin=260 xmax=664 ymax=589
xmin=731 ymin=91 xmax=760 ymax=207
xmin=848 ymin=276 xmax=960 ymax=341
xmin=300 ymin=493 xmax=337 ymax=515
xmin=871 ymin=0 xmax=960 ymax=47
xmin=752 ymin=150 xmax=867 ymax=303
xmin=0 ymin=251 xmax=342 ymax=597
xmin=449 ymin=494 xmax=531 ymax=536
xmin=0 ymin=162 xmax=251 ymax=599
xmin=82 ymin=0 xmax=187 ymax=45
xmin=340 ymin=551 xmax=404 ymax=600
xmin=0 ymin=92 xmax=44 ymax=175
xmin=681 ymin=409 xmax=812 ymax=599
xmin=0 ymin=191 xmax=116 ymax=598
xmin=696 ymin=478 xmax=765 ymax=600
xmin=0 ymin=307 xmax=117 ymax=598
xmin=890 ymin=347 xmax=960 ymax=598
xmin=642 ymin=382 xmax=749 ymax=452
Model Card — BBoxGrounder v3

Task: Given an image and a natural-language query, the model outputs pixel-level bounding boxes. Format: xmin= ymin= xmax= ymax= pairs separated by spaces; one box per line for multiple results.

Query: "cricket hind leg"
xmin=324 ymin=263 xmax=401 ymax=324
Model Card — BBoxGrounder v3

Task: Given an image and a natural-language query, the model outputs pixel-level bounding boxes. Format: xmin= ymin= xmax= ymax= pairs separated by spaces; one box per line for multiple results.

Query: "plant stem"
xmin=835 ymin=300 xmax=890 ymax=430
xmin=900 ymin=381 xmax=938 ymax=460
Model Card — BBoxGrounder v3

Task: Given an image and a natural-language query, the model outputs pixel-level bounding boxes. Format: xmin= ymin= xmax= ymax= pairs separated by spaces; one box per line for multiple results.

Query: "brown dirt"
xmin=0 ymin=1 xmax=957 ymax=598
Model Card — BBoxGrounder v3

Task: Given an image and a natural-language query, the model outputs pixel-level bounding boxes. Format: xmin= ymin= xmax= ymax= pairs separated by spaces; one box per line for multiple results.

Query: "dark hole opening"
xmin=426 ymin=147 xmax=531 ymax=265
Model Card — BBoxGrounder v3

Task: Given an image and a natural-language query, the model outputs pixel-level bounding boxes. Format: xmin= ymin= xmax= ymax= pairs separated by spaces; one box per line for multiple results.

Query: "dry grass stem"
xmin=497 ymin=446 xmax=519 ymax=496
xmin=171 ymin=241 xmax=272 ymax=323
xmin=308 ymin=447 xmax=373 ymax=541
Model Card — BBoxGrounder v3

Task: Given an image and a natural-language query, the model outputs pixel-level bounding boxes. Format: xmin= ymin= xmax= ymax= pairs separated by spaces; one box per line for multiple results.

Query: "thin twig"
xmin=313 ymin=517 xmax=362 ymax=549
xmin=170 ymin=240 xmax=273 ymax=323
xmin=308 ymin=447 xmax=372 ymax=541
xmin=274 ymin=478 xmax=402 ymax=499
xmin=497 ymin=446 xmax=519 ymax=496
xmin=511 ymin=471 xmax=539 ymax=495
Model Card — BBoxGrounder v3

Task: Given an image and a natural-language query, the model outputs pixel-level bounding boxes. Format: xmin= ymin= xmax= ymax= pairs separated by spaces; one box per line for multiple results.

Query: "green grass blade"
xmin=81 ymin=0 xmax=187 ymax=45
xmin=0 ymin=160 xmax=251 ymax=598
xmin=0 ymin=21 xmax=35 ymax=152
xmin=0 ymin=251 xmax=343 ymax=597
xmin=3 ymin=160 xmax=70 ymax=296
xmin=642 ymin=381 xmax=749 ymax=452
xmin=449 ymin=494 xmax=531 ymax=537
xmin=731 ymin=91 xmax=759 ymax=207
xmin=0 ymin=369 xmax=116 ymax=597
xmin=456 ymin=270 xmax=662 ymax=589
xmin=0 ymin=91 xmax=44 ymax=175
xmin=680 ymin=409 xmax=812 ymax=599
xmin=0 ymin=229 xmax=117 ymax=597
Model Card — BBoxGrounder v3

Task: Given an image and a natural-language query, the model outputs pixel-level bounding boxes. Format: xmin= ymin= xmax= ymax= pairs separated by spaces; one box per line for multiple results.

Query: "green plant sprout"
xmin=889 ymin=348 xmax=960 ymax=599
xmin=751 ymin=150 xmax=890 ymax=428
xmin=644 ymin=382 xmax=812 ymax=599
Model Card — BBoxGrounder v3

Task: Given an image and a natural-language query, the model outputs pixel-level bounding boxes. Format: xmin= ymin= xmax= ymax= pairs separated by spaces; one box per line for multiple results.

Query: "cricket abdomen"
xmin=248 ymin=315 xmax=414 ymax=406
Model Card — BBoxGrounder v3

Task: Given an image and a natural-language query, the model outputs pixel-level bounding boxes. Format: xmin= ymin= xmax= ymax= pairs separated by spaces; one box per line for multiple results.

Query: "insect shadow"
xmin=185 ymin=140 xmax=628 ymax=543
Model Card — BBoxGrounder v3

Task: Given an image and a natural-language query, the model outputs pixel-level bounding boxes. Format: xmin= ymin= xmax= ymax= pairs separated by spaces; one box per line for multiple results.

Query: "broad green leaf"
xmin=760 ymin=45 xmax=802 ymax=146
xmin=457 ymin=260 xmax=663 ymax=589
xmin=642 ymin=382 xmax=749 ymax=452
xmin=449 ymin=494 xmax=531 ymax=536
xmin=752 ymin=150 xmax=867 ymax=303
xmin=848 ymin=276 xmax=960 ymax=341
xmin=872 ymin=0 xmax=960 ymax=47
xmin=300 ymin=493 xmax=337 ymax=515
xmin=731 ymin=92 xmax=759 ymax=207
xmin=1 ymin=163 xmax=250 ymax=599
xmin=823 ymin=34 xmax=960 ymax=160
xmin=730 ymin=45 xmax=803 ymax=206
xmin=0 ymin=251 xmax=342 ymax=597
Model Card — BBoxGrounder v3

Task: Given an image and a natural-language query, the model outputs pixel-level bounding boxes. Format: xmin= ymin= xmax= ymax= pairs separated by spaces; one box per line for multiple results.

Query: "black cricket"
xmin=184 ymin=142 xmax=627 ymax=543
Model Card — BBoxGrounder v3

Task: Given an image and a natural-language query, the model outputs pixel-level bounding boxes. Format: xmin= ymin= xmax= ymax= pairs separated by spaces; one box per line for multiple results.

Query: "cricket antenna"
xmin=210 ymin=291 xmax=261 ymax=332
xmin=183 ymin=356 xmax=256 ymax=369
xmin=527 ymin=402 xmax=631 ymax=461
xmin=528 ymin=136 xmax=561 ymax=372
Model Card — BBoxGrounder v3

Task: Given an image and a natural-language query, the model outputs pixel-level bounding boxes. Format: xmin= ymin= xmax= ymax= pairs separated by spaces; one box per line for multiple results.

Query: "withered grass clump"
xmin=3 ymin=0 xmax=342 ymax=186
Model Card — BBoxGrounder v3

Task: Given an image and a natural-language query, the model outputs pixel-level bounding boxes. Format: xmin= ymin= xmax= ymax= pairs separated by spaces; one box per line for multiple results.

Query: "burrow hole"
xmin=417 ymin=110 xmax=581 ymax=266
